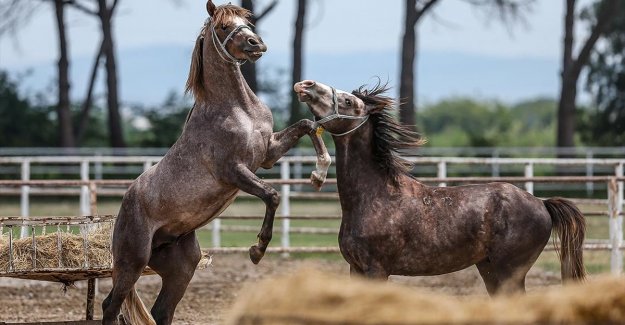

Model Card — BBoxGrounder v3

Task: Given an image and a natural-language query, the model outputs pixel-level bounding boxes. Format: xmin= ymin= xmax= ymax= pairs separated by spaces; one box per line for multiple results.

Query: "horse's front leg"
xmin=308 ymin=129 xmax=331 ymax=191
xmin=262 ymin=119 xmax=331 ymax=191
xmin=226 ymin=164 xmax=279 ymax=264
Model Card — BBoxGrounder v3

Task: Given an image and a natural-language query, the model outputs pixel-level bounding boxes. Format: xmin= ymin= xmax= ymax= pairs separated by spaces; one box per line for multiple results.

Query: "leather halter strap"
xmin=313 ymin=87 xmax=369 ymax=137
xmin=205 ymin=17 xmax=251 ymax=66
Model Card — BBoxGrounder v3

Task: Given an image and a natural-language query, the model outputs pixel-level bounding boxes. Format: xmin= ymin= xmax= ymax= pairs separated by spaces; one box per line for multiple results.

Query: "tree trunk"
xmin=53 ymin=0 xmax=75 ymax=147
xmin=76 ymin=41 xmax=104 ymax=144
xmin=399 ymin=0 xmax=418 ymax=130
xmin=98 ymin=0 xmax=125 ymax=147
xmin=556 ymin=0 xmax=576 ymax=150
xmin=289 ymin=0 xmax=307 ymax=126
xmin=557 ymin=0 xmax=618 ymax=150
xmin=240 ymin=0 xmax=258 ymax=92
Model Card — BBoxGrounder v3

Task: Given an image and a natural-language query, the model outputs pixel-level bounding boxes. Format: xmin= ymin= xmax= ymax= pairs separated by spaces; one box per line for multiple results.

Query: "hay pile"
xmin=225 ymin=269 xmax=625 ymax=325
xmin=0 ymin=225 xmax=112 ymax=272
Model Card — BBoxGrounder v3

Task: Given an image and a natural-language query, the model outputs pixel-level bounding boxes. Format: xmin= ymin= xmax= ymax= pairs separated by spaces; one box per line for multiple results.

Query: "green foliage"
xmin=417 ymin=97 xmax=558 ymax=147
xmin=0 ymin=71 xmax=57 ymax=146
xmin=582 ymin=0 xmax=625 ymax=146
xmin=128 ymin=92 xmax=191 ymax=147
xmin=76 ymin=107 xmax=110 ymax=147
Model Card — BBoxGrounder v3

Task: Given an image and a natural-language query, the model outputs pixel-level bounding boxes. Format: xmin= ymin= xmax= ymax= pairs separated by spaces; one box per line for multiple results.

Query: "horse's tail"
xmin=544 ymin=197 xmax=587 ymax=282
xmin=121 ymin=285 xmax=156 ymax=325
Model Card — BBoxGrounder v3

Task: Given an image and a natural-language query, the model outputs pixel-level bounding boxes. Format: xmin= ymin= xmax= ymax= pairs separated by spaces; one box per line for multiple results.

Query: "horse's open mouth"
xmin=247 ymin=51 xmax=264 ymax=60
xmin=296 ymin=91 xmax=312 ymax=102
xmin=294 ymin=83 xmax=314 ymax=102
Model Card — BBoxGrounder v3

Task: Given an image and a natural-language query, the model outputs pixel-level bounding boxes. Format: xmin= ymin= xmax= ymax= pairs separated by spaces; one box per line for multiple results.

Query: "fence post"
xmin=94 ymin=152 xmax=103 ymax=180
xmin=608 ymin=176 xmax=623 ymax=275
xmin=80 ymin=160 xmax=90 ymax=216
xmin=281 ymin=161 xmax=291 ymax=257
xmin=211 ymin=159 xmax=221 ymax=246
xmin=618 ymin=162 xmax=624 ymax=219
xmin=89 ymin=182 xmax=98 ymax=217
xmin=586 ymin=151 xmax=594 ymax=196
xmin=437 ymin=161 xmax=447 ymax=187
xmin=293 ymin=148 xmax=303 ymax=192
xmin=88 ymin=180 xmax=99 ymax=306
xmin=212 ymin=219 xmax=221 ymax=248
xmin=20 ymin=159 xmax=30 ymax=238
xmin=143 ymin=160 xmax=152 ymax=172
xmin=524 ymin=162 xmax=534 ymax=195
xmin=492 ymin=150 xmax=500 ymax=177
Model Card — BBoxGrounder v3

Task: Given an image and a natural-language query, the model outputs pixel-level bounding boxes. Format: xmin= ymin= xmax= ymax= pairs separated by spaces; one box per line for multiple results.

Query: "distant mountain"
xmin=8 ymin=44 xmax=560 ymax=106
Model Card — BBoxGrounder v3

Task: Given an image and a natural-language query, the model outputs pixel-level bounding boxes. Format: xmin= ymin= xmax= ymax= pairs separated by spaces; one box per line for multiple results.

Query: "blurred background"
xmin=1 ymin=0 xmax=623 ymax=150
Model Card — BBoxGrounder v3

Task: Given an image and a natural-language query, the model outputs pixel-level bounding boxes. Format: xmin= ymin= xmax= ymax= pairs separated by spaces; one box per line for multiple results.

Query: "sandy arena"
xmin=0 ymin=253 xmax=561 ymax=324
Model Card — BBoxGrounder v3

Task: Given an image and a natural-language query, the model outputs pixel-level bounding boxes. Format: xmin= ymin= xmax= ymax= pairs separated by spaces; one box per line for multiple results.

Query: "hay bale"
xmin=0 ymin=224 xmax=112 ymax=272
xmin=225 ymin=269 xmax=625 ymax=325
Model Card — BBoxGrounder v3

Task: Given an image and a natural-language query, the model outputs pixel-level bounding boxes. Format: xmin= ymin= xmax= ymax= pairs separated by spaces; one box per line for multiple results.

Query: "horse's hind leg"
xmin=102 ymin=216 xmax=153 ymax=324
xmin=476 ymin=257 xmax=535 ymax=296
xmin=148 ymin=232 xmax=201 ymax=325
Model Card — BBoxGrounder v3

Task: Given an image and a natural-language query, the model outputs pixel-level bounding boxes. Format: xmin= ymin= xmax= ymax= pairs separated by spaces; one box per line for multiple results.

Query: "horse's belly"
xmin=391 ymin=242 xmax=486 ymax=276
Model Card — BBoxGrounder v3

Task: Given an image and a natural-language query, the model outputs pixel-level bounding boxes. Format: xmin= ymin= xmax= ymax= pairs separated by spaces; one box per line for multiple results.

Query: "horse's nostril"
xmin=247 ymin=38 xmax=259 ymax=46
xmin=302 ymin=80 xmax=316 ymax=88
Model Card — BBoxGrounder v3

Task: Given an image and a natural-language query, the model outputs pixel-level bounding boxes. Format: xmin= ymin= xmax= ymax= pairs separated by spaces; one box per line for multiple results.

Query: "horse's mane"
xmin=352 ymin=82 xmax=426 ymax=186
xmin=185 ymin=4 xmax=252 ymax=103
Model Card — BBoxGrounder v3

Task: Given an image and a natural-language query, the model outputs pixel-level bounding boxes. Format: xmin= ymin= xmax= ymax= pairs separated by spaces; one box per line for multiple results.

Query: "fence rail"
xmin=0 ymin=155 xmax=623 ymax=275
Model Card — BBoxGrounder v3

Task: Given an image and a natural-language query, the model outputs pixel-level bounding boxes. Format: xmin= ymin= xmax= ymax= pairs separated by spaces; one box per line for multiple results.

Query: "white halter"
xmin=204 ymin=17 xmax=251 ymax=66
xmin=313 ymin=87 xmax=370 ymax=137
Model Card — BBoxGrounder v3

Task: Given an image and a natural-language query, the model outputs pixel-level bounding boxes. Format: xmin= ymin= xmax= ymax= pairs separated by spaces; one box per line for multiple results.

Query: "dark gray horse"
xmin=101 ymin=3 xmax=330 ymax=324
xmin=295 ymin=79 xmax=586 ymax=295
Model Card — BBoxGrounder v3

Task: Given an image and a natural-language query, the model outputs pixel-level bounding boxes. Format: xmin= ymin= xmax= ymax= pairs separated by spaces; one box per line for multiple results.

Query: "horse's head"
xmin=206 ymin=0 xmax=267 ymax=63
xmin=294 ymin=80 xmax=393 ymax=136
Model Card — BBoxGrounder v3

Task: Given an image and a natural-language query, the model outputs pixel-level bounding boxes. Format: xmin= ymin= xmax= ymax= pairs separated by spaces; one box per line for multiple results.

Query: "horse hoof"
xmin=310 ymin=172 xmax=324 ymax=191
xmin=249 ymin=245 xmax=265 ymax=264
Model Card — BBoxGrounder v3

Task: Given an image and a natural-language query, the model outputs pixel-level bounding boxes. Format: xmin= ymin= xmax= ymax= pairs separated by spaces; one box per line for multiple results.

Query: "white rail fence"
xmin=0 ymin=156 xmax=623 ymax=274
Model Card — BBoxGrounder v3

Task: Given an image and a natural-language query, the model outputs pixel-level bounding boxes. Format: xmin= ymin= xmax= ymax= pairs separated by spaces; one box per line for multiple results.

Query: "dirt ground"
xmin=0 ymin=253 xmax=560 ymax=324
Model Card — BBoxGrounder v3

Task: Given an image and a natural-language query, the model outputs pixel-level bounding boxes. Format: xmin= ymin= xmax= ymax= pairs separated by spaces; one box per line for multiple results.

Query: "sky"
xmin=0 ymin=0 xmax=594 ymax=106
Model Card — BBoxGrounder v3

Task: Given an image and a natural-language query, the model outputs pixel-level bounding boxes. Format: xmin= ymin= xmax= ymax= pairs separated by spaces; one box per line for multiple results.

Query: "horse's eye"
xmin=221 ymin=24 xmax=228 ymax=30
xmin=345 ymin=99 xmax=352 ymax=107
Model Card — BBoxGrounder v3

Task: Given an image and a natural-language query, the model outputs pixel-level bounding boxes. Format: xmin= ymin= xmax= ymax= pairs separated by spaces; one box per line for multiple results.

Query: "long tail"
xmin=121 ymin=286 xmax=156 ymax=325
xmin=544 ymin=197 xmax=587 ymax=282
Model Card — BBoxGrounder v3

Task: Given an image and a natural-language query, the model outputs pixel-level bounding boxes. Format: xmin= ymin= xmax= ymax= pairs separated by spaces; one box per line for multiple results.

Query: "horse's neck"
xmin=334 ymin=126 xmax=390 ymax=209
xmin=202 ymin=42 xmax=257 ymax=106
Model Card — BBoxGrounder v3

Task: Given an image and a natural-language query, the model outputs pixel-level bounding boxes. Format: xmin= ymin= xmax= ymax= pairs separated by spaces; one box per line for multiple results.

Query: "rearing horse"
xmin=295 ymin=79 xmax=586 ymax=295
xmin=101 ymin=2 xmax=330 ymax=324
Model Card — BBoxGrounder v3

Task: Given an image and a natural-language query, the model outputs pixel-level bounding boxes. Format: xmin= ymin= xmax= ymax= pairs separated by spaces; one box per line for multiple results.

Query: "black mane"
xmin=352 ymin=83 xmax=426 ymax=185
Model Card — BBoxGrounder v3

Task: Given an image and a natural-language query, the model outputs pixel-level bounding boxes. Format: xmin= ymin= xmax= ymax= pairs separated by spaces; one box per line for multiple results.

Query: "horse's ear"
xmin=365 ymin=101 xmax=388 ymax=114
xmin=206 ymin=0 xmax=216 ymax=16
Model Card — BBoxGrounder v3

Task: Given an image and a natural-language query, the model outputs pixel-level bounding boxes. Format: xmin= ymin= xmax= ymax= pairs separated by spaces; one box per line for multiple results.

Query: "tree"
xmin=52 ymin=0 xmax=75 ymax=147
xmin=557 ymin=0 xmax=618 ymax=149
xmin=240 ymin=0 xmax=278 ymax=93
xmin=0 ymin=0 xmax=76 ymax=146
xmin=581 ymin=1 xmax=625 ymax=145
xmin=97 ymin=0 xmax=125 ymax=147
xmin=0 ymin=0 xmax=123 ymax=147
xmin=0 ymin=71 xmax=57 ymax=147
xmin=288 ymin=0 xmax=307 ymax=125
xmin=72 ymin=0 xmax=120 ymax=144
xmin=399 ymin=0 xmax=440 ymax=130
xmin=399 ymin=0 xmax=533 ymax=130
xmin=131 ymin=92 xmax=191 ymax=147
xmin=64 ymin=0 xmax=126 ymax=147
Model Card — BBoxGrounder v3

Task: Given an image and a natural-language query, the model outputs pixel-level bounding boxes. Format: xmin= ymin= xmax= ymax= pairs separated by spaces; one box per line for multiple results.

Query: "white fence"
xmin=0 ymin=155 xmax=624 ymax=274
